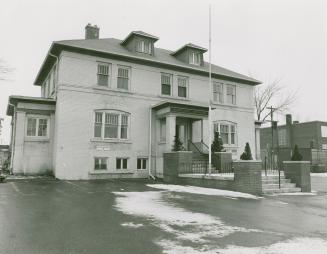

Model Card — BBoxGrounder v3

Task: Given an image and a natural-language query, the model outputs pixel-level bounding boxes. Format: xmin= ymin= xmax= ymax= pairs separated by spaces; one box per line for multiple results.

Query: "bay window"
xmin=94 ymin=111 xmax=130 ymax=140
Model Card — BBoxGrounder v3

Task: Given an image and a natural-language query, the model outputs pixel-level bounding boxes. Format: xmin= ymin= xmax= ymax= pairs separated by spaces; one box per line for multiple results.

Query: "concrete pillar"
xmin=166 ymin=115 xmax=176 ymax=152
xmin=254 ymin=121 xmax=262 ymax=160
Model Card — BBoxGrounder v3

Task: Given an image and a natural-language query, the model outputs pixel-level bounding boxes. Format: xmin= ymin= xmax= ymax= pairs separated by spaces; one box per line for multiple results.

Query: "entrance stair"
xmin=262 ymin=173 xmax=301 ymax=194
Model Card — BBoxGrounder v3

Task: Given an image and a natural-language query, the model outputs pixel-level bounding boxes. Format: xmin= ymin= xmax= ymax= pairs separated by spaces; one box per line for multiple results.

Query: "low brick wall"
xmin=163 ymin=152 xmax=193 ymax=184
xmin=178 ymin=176 xmax=235 ymax=191
xmin=234 ymin=161 xmax=262 ymax=195
xmin=283 ymin=161 xmax=311 ymax=192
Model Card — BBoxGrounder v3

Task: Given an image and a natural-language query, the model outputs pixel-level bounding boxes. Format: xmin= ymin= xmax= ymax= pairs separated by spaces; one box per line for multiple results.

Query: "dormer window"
xmin=136 ymin=40 xmax=152 ymax=54
xmin=189 ymin=52 xmax=201 ymax=65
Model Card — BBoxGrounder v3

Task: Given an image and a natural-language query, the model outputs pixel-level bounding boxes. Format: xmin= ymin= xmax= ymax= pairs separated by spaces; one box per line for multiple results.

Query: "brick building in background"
xmin=260 ymin=114 xmax=327 ymax=171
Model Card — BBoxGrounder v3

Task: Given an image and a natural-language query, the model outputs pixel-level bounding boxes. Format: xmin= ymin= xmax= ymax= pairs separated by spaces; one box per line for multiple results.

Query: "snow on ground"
xmin=157 ymin=237 xmax=327 ymax=254
xmin=270 ymin=191 xmax=317 ymax=196
xmin=121 ymin=222 xmax=144 ymax=228
xmin=113 ymin=191 xmax=259 ymax=243
xmin=146 ymin=184 xmax=260 ymax=199
xmin=311 ymin=173 xmax=327 ymax=177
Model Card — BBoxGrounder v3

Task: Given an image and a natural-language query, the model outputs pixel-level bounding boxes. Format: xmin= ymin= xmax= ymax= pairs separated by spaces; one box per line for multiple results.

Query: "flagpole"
xmin=208 ymin=4 xmax=212 ymax=175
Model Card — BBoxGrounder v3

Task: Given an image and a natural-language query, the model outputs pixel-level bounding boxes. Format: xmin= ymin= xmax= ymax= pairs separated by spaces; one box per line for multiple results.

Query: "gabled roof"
xmin=34 ymin=37 xmax=261 ymax=86
xmin=171 ymin=43 xmax=208 ymax=56
xmin=6 ymin=95 xmax=56 ymax=116
xmin=121 ymin=31 xmax=159 ymax=45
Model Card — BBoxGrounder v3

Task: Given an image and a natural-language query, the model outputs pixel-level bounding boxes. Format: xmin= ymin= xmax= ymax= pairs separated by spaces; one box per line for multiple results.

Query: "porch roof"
xmin=152 ymin=101 xmax=209 ymax=117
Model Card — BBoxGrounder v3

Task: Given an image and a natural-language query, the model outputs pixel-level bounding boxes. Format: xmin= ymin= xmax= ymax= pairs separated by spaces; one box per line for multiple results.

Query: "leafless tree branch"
xmin=253 ymin=77 xmax=298 ymax=122
xmin=0 ymin=58 xmax=14 ymax=81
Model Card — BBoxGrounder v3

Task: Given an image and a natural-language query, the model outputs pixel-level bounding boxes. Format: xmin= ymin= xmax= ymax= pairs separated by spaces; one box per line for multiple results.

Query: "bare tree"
xmin=0 ymin=58 xmax=14 ymax=81
xmin=254 ymin=78 xmax=297 ymax=122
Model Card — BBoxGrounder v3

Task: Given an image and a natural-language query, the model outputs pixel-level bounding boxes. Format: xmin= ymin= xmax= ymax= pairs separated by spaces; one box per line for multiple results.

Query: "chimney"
xmin=85 ymin=23 xmax=99 ymax=39
xmin=286 ymin=114 xmax=292 ymax=126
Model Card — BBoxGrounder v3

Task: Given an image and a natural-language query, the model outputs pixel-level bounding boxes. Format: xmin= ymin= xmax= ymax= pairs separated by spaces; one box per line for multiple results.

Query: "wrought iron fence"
xmin=179 ymin=160 xmax=234 ymax=175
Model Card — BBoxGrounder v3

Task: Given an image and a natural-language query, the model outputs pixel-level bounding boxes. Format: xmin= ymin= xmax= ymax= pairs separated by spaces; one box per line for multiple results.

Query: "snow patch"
xmin=146 ymin=184 xmax=260 ymax=199
xmin=311 ymin=173 xmax=327 ymax=177
xmin=121 ymin=222 xmax=143 ymax=228
xmin=113 ymin=191 xmax=258 ymax=243
xmin=157 ymin=237 xmax=327 ymax=254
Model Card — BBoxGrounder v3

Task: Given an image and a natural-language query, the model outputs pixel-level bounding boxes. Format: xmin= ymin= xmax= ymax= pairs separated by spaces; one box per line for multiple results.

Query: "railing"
xmin=179 ymin=160 xmax=234 ymax=175
xmin=188 ymin=140 xmax=209 ymax=155
xmin=263 ymin=155 xmax=282 ymax=189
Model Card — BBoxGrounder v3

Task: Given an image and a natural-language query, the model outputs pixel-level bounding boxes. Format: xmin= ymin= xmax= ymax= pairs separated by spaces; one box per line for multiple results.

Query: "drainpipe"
xmin=8 ymin=103 xmax=16 ymax=175
xmin=148 ymin=107 xmax=155 ymax=180
xmin=48 ymin=52 xmax=59 ymax=97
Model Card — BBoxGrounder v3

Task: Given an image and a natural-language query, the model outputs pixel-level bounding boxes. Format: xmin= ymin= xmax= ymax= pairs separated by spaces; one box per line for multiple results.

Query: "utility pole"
xmin=208 ymin=4 xmax=212 ymax=175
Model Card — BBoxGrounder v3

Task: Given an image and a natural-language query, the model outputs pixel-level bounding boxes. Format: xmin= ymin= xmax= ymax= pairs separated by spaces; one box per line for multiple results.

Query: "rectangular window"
xmin=117 ymin=67 xmax=129 ymax=90
xmin=94 ymin=112 xmax=103 ymax=138
xmin=136 ymin=40 xmax=152 ymax=54
xmin=189 ymin=52 xmax=201 ymax=65
xmin=215 ymin=122 xmax=237 ymax=146
xmin=97 ymin=63 xmax=110 ymax=86
xmin=116 ymin=158 xmax=128 ymax=170
xmin=226 ymin=84 xmax=236 ymax=105
xmin=104 ymin=113 xmax=119 ymax=138
xmin=160 ymin=118 xmax=166 ymax=141
xmin=137 ymin=158 xmax=147 ymax=170
xmin=120 ymin=114 xmax=129 ymax=139
xmin=220 ymin=124 xmax=229 ymax=144
xmin=26 ymin=118 xmax=48 ymax=137
xmin=94 ymin=157 xmax=107 ymax=170
xmin=178 ymin=77 xmax=188 ymax=98
xmin=27 ymin=118 xmax=37 ymax=136
xmin=321 ymin=126 xmax=327 ymax=137
xmin=161 ymin=73 xmax=172 ymax=96
xmin=213 ymin=82 xmax=223 ymax=103
xmin=38 ymin=119 xmax=48 ymax=137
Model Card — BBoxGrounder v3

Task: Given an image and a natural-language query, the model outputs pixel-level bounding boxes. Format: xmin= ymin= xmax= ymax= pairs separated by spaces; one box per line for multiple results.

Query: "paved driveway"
xmin=0 ymin=176 xmax=326 ymax=254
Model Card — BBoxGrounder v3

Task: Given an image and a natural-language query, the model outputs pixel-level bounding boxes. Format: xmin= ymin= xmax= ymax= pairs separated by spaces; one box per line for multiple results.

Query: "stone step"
xmin=262 ymin=178 xmax=291 ymax=184
xmin=262 ymin=187 xmax=301 ymax=194
xmin=262 ymin=183 xmax=297 ymax=189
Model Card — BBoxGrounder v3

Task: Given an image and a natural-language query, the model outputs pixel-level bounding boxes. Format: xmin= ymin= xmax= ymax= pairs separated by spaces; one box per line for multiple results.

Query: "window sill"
xmin=89 ymin=170 xmax=135 ymax=175
xmin=24 ymin=137 xmax=50 ymax=142
xmin=90 ymin=138 xmax=132 ymax=144
xmin=93 ymin=86 xmax=133 ymax=95
xmin=158 ymin=95 xmax=191 ymax=101
xmin=210 ymin=100 xmax=237 ymax=107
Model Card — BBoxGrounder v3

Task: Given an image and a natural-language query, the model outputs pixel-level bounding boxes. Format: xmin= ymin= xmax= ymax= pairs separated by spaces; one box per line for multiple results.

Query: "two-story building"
xmin=6 ymin=24 xmax=260 ymax=179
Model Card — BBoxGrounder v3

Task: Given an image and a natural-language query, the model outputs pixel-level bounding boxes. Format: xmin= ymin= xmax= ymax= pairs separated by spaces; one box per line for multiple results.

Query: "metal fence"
xmin=179 ymin=160 xmax=234 ymax=175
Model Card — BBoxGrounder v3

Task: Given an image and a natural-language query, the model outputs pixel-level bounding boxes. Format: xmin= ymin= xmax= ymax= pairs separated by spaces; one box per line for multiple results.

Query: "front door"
xmin=176 ymin=118 xmax=191 ymax=150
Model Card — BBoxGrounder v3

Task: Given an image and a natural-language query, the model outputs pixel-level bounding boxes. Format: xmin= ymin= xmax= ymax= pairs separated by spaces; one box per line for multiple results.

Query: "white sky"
xmin=0 ymin=0 xmax=326 ymax=144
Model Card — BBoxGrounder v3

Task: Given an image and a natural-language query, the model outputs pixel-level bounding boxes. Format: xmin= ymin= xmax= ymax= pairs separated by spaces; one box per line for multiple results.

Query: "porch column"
xmin=166 ymin=115 xmax=176 ymax=152
xmin=201 ymin=119 xmax=204 ymax=142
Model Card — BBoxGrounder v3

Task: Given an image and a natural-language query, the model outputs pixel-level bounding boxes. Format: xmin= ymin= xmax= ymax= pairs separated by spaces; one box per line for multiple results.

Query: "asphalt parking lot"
xmin=0 ymin=175 xmax=327 ymax=254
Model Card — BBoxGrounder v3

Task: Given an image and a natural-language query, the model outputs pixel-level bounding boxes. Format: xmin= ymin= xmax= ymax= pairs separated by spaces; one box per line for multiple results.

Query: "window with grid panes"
xmin=161 ymin=74 xmax=171 ymax=96
xmin=213 ymin=82 xmax=223 ymax=103
xmin=136 ymin=40 xmax=152 ymax=54
xmin=26 ymin=117 xmax=48 ymax=137
xmin=117 ymin=67 xmax=129 ymax=90
xmin=178 ymin=77 xmax=188 ymax=98
xmin=120 ymin=115 xmax=128 ymax=139
xmin=94 ymin=112 xmax=103 ymax=138
xmin=189 ymin=52 xmax=201 ymax=65
xmin=94 ymin=157 xmax=107 ymax=170
xmin=104 ymin=113 xmax=119 ymax=138
xmin=226 ymin=84 xmax=236 ymax=104
xmin=97 ymin=63 xmax=110 ymax=86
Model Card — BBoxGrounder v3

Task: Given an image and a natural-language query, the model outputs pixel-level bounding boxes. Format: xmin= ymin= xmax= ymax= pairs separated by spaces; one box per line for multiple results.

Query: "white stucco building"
xmin=6 ymin=24 xmax=260 ymax=179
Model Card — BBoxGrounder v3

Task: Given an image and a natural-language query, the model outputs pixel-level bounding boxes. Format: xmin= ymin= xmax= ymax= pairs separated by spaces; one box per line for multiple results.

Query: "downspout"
xmin=48 ymin=52 xmax=59 ymax=97
xmin=8 ymin=103 xmax=16 ymax=175
xmin=148 ymin=107 xmax=155 ymax=180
